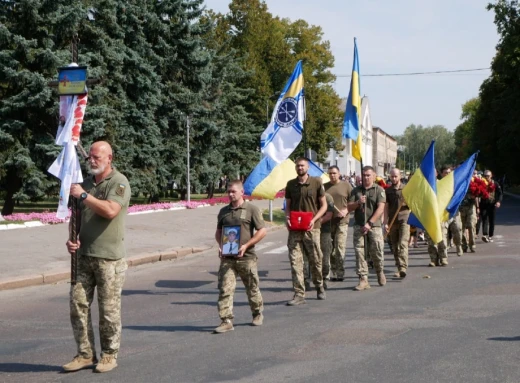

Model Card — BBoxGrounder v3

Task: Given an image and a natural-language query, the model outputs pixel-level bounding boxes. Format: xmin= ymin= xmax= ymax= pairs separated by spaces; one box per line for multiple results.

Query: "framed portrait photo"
xmin=221 ymin=225 xmax=241 ymax=257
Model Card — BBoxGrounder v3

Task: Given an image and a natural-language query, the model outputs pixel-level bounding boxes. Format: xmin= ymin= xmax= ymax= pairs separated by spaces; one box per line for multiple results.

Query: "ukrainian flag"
xmin=244 ymin=157 xmax=328 ymax=199
xmin=402 ymin=141 xmax=442 ymax=243
xmin=342 ymin=38 xmax=362 ymax=162
xmin=437 ymin=152 xmax=478 ymax=221
xmin=261 ymin=61 xmax=305 ymax=164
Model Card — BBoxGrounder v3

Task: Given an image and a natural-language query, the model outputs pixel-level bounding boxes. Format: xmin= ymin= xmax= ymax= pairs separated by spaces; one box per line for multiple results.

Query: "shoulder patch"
xmin=381 ymin=191 xmax=386 ymax=198
xmin=116 ymin=184 xmax=126 ymax=197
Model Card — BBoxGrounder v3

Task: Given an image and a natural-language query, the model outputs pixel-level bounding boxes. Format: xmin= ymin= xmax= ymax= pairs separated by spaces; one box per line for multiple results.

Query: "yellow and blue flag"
xmin=244 ymin=157 xmax=328 ymax=199
xmin=261 ymin=61 xmax=305 ymax=164
xmin=342 ymin=38 xmax=362 ymax=162
xmin=402 ymin=141 xmax=442 ymax=243
xmin=437 ymin=152 xmax=478 ymax=221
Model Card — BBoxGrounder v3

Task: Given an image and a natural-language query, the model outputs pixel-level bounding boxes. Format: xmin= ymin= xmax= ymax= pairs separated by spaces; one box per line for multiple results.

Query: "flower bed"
xmin=1 ymin=191 xmax=285 ymax=225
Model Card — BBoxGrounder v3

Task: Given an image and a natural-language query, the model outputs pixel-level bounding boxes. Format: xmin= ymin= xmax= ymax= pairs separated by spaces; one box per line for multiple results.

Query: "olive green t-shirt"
xmin=79 ymin=169 xmax=131 ymax=260
xmin=349 ymin=184 xmax=386 ymax=227
xmin=217 ymin=201 xmax=266 ymax=258
xmin=324 ymin=181 xmax=353 ymax=225
xmin=285 ymin=176 xmax=325 ymax=229
xmin=385 ymin=183 xmax=410 ymax=224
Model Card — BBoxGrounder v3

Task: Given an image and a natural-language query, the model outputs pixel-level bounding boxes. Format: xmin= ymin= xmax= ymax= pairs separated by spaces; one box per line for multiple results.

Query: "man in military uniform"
xmin=460 ymin=189 xmax=479 ymax=253
xmin=285 ymin=157 xmax=328 ymax=305
xmin=324 ymin=165 xmax=352 ymax=281
xmin=213 ymin=180 xmax=267 ymax=333
xmin=63 ymin=141 xmax=130 ymax=373
xmin=384 ymin=168 xmax=410 ymax=278
xmin=347 ymin=166 xmax=387 ymax=291
xmin=439 ymin=166 xmax=463 ymax=256
xmin=480 ymin=170 xmax=503 ymax=243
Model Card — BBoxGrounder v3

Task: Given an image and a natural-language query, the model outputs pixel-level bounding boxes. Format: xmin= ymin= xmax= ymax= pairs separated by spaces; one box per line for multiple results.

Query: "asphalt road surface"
xmin=1 ymin=196 xmax=519 ymax=383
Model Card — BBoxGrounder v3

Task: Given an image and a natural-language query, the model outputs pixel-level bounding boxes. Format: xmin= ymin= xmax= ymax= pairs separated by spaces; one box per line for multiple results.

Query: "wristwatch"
xmin=80 ymin=192 xmax=88 ymax=201
xmin=367 ymin=221 xmax=374 ymax=228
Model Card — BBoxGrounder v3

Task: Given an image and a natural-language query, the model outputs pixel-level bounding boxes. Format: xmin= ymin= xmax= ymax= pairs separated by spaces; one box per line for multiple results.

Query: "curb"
xmin=0 ymin=224 xmax=285 ymax=292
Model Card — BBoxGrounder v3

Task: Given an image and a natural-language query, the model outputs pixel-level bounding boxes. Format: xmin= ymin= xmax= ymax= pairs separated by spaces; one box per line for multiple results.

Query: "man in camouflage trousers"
xmin=324 ymin=165 xmax=352 ymax=282
xmin=214 ymin=180 xmax=267 ymax=334
xmin=347 ymin=166 xmax=387 ymax=291
xmin=426 ymin=222 xmax=449 ymax=266
xmin=285 ymin=157 xmax=328 ymax=306
xmin=63 ymin=141 xmax=130 ymax=374
xmin=384 ymin=168 xmax=410 ymax=278
xmin=440 ymin=166 xmax=463 ymax=257
xmin=460 ymin=190 xmax=479 ymax=253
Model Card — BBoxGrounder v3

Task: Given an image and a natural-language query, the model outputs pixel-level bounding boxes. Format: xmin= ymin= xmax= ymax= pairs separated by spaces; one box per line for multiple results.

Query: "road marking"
xmin=256 ymin=242 xmax=276 ymax=251
xmin=265 ymin=246 xmax=287 ymax=254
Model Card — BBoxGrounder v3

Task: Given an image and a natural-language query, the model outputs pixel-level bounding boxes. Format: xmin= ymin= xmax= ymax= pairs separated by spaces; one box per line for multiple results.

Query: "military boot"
xmin=317 ymin=286 xmax=326 ymax=300
xmin=214 ymin=319 xmax=234 ymax=334
xmin=304 ymin=280 xmax=311 ymax=291
xmin=428 ymin=261 xmax=436 ymax=267
xmin=354 ymin=276 xmax=370 ymax=291
xmin=251 ymin=313 xmax=264 ymax=326
xmin=62 ymin=355 xmax=98 ymax=372
xmin=94 ymin=355 xmax=117 ymax=373
xmin=440 ymin=258 xmax=449 ymax=266
xmin=399 ymin=269 xmax=407 ymax=278
xmin=377 ymin=271 xmax=387 ymax=286
xmin=469 ymin=246 xmax=476 ymax=253
xmin=456 ymin=246 xmax=463 ymax=257
xmin=287 ymin=295 xmax=306 ymax=306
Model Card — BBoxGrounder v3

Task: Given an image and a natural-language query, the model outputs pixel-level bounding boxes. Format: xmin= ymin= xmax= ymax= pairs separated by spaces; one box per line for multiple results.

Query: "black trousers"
xmin=480 ymin=203 xmax=496 ymax=237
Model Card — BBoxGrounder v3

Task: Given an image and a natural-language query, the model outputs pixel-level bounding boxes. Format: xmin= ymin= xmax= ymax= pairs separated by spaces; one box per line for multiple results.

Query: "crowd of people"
xmin=61 ymin=144 xmax=504 ymax=373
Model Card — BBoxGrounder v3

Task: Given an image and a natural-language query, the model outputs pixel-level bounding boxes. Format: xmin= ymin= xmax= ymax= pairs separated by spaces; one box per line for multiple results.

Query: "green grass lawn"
xmin=263 ymin=208 xmax=286 ymax=225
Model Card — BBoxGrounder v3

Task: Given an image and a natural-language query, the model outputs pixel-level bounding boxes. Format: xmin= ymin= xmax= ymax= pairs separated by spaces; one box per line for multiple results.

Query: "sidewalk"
xmin=0 ymin=199 xmax=285 ymax=290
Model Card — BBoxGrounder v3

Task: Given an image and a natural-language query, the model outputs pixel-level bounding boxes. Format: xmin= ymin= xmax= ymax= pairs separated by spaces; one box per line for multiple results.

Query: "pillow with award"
xmin=221 ymin=225 xmax=241 ymax=256
xmin=289 ymin=211 xmax=313 ymax=231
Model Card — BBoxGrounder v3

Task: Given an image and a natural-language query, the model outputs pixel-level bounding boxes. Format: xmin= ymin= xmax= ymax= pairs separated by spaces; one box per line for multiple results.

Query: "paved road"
xmin=0 ymin=196 xmax=519 ymax=382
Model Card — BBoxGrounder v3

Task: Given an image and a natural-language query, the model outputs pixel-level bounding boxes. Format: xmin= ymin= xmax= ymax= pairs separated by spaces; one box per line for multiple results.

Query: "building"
xmin=372 ymin=126 xmax=397 ymax=177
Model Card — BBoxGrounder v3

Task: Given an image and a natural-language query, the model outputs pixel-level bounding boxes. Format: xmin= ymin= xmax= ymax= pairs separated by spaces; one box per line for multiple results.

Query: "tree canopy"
xmin=0 ymin=0 xmax=344 ymax=214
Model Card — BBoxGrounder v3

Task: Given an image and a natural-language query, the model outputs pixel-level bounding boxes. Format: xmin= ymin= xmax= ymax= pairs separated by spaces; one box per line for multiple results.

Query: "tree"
xmin=473 ymin=0 xmax=520 ymax=183
xmin=397 ymin=124 xmax=456 ymax=171
xmin=0 ymin=0 xmax=85 ymax=215
xmin=454 ymin=98 xmax=480 ymax=162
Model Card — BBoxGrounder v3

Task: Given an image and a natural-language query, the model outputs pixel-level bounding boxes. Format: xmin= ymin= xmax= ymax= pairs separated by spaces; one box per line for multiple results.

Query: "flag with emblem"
xmin=260 ymin=61 xmax=305 ymax=164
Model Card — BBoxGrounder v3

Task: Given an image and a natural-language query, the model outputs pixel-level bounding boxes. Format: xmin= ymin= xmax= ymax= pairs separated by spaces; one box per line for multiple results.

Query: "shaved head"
xmin=91 ymin=141 xmax=113 ymax=156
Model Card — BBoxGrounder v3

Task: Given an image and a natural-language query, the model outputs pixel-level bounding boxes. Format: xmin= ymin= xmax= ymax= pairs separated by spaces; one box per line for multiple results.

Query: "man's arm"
xmin=285 ymin=198 xmax=292 ymax=229
xmin=70 ymin=184 xmax=122 ymax=219
xmin=321 ymin=211 xmax=333 ymax=224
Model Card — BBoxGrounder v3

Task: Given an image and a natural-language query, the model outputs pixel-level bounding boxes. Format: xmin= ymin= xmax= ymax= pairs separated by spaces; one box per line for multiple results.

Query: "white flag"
xmin=260 ymin=61 xmax=305 ymax=164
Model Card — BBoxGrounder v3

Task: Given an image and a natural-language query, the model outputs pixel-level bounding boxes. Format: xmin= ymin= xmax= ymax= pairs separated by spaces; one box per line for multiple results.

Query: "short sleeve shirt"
xmin=217 ymin=201 xmax=266 ymax=258
xmin=79 ymin=169 xmax=131 ymax=260
xmin=324 ymin=181 xmax=353 ymax=224
xmin=285 ymin=176 xmax=325 ymax=229
xmin=385 ymin=183 xmax=410 ymax=223
xmin=349 ymin=184 xmax=386 ymax=227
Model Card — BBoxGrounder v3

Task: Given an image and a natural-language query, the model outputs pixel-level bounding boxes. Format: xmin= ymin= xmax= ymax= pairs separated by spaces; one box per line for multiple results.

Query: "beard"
xmin=88 ymin=164 xmax=106 ymax=175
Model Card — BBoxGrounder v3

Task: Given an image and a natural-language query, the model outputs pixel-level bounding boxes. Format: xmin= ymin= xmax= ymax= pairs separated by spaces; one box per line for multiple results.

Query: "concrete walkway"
xmin=0 ymin=199 xmax=285 ymax=290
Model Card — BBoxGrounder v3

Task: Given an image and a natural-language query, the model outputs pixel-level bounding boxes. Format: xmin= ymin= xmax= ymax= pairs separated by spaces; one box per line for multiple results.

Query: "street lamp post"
xmin=186 ymin=115 xmax=191 ymax=203
xmin=265 ymin=92 xmax=280 ymax=222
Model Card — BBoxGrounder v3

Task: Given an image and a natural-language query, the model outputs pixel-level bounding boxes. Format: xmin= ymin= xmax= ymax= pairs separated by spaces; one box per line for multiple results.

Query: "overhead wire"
xmin=335 ymin=67 xmax=490 ymax=77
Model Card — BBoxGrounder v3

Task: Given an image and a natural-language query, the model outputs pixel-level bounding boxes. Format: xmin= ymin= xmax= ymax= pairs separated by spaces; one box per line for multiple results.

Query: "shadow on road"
xmin=0 ymin=363 xmax=62 ymax=373
xmin=124 ymin=325 xmax=214 ymax=332
xmin=487 ymin=336 xmax=520 ymax=341
xmin=155 ymin=280 xmax=213 ymax=289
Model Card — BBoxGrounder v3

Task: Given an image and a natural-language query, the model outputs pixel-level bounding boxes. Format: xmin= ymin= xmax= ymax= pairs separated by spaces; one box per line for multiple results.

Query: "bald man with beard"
xmin=63 ymin=141 xmax=131 ymax=374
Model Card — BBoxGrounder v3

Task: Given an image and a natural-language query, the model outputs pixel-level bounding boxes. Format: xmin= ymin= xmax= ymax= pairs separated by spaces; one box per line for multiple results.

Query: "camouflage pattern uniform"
xmin=448 ymin=212 xmax=463 ymax=256
xmin=426 ymin=222 xmax=448 ymax=264
xmin=386 ymin=183 xmax=410 ymax=273
xmin=218 ymin=257 xmax=263 ymax=319
xmin=325 ymin=181 xmax=352 ymax=280
xmin=459 ymin=193 xmax=478 ymax=251
xmin=285 ymin=176 xmax=326 ymax=296
xmin=349 ymin=184 xmax=386 ymax=277
xmin=217 ymin=201 xmax=265 ymax=319
xmin=71 ymin=257 xmax=127 ymax=358
xmin=320 ymin=223 xmax=332 ymax=279
xmin=288 ymin=229 xmax=323 ymax=296
xmin=70 ymin=169 xmax=131 ymax=359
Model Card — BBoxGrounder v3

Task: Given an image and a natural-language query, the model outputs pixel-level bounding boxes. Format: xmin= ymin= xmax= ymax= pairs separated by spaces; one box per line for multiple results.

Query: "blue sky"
xmin=203 ymin=0 xmax=499 ymax=137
